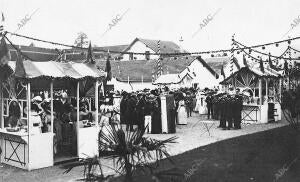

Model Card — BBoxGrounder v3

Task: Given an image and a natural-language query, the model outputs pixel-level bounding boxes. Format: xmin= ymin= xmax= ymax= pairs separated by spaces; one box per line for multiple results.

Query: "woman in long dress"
xmin=198 ymin=93 xmax=207 ymax=115
xmin=177 ymin=100 xmax=187 ymax=125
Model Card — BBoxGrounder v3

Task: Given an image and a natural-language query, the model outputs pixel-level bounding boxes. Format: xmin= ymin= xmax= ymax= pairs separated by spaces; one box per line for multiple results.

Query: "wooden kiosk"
xmin=0 ymin=60 xmax=105 ymax=170
xmin=220 ymin=66 xmax=282 ymax=124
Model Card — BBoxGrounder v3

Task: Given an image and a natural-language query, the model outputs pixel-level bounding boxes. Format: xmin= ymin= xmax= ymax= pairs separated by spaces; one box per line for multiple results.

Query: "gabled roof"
xmin=121 ymin=38 xmax=187 ymax=55
xmin=197 ymin=57 xmax=220 ymax=79
xmin=204 ymin=57 xmax=240 ymax=76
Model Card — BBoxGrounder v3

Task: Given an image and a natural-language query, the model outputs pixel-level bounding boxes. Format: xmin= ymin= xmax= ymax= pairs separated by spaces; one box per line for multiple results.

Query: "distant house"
xmin=118 ymin=38 xmax=187 ymax=61
xmin=96 ymin=56 xmax=226 ymax=91
xmin=96 ymin=56 xmax=196 ymax=91
xmin=205 ymin=57 xmax=241 ymax=82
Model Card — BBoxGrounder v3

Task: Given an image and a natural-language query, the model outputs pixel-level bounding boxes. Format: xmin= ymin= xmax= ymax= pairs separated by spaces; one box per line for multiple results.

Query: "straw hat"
xmin=32 ymin=96 xmax=42 ymax=102
xmin=61 ymin=92 xmax=68 ymax=99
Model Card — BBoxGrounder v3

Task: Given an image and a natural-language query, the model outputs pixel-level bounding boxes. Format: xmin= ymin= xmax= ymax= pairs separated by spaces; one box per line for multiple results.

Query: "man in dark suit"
xmin=234 ymin=88 xmax=243 ymax=129
xmin=205 ymin=93 xmax=213 ymax=119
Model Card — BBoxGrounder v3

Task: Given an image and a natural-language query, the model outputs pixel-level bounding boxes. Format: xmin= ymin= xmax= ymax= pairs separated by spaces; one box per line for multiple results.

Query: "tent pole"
xmin=95 ymin=81 xmax=99 ymax=124
xmin=259 ymin=78 xmax=262 ymax=105
xmin=279 ymin=78 xmax=282 ymax=102
xmin=0 ymin=82 xmax=3 ymax=129
xmin=27 ymin=82 xmax=31 ymax=134
xmin=50 ymin=80 xmax=54 ymax=132
xmin=76 ymin=81 xmax=80 ymax=156
xmin=27 ymin=82 xmax=31 ymax=165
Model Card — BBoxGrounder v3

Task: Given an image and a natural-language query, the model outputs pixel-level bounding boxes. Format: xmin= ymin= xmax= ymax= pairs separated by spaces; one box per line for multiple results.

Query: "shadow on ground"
xmin=121 ymin=126 xmax=300 ymax=182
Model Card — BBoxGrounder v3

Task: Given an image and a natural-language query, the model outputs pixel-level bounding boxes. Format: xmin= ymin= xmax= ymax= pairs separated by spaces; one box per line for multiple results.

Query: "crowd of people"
xmin=205 ymin=88 xmax=244 ymax=130
xmin=5 ymin=86 xmax=245 ymax=151
xmin=114 ymin=86 xmax=245 ymax=132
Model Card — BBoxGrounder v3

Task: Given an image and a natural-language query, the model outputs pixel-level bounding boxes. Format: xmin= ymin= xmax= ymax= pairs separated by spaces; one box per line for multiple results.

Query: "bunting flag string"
xmin=6 ymin=31 xmax=300 ymax=58
xmin=234 ymin=40 xmax=300 ymax=61
xmin=236 ymin=43 xmax=290 ymax=64
xmin=289 ymin=46 xmax=300 ymax=54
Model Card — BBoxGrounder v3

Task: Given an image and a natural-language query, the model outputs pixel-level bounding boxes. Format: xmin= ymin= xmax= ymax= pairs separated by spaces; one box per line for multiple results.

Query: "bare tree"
xmin=74 ymin=32 xmax=89 ymax=48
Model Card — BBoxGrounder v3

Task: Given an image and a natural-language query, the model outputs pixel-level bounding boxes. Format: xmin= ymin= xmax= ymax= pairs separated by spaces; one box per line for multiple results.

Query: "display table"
xmin=273 ymin=103 xmax=282 ymax=121
xmin=0 ymin=129 xmax=53 ymax=170
xmin=77 ymin=125 xmax=99 ymax=158
xmin=241 ymin=104 xmax=268 ymax=124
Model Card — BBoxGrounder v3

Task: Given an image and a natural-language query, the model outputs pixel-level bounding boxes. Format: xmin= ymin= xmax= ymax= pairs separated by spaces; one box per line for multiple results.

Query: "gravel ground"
xmin=0 ymin=113 xmax=288 ymax=182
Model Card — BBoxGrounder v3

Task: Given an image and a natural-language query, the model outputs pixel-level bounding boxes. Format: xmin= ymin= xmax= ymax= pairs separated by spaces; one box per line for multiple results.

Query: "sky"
xmin=1 ymin=0 xmax=300 ymax=55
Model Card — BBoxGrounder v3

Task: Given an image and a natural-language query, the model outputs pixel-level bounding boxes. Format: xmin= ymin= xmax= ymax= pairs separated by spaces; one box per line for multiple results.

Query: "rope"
xmin=234 ymin=40 xmax=300 ymax=61
xmin=6 ymin=31 xmax=300 ymax=57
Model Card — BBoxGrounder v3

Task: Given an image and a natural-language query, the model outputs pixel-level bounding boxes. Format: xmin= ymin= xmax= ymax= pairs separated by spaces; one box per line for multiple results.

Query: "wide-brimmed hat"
xmin=32 ymin=96 xmax=42 ymax=102
xmin=61 ymin=92 xmax=68 ymax=99
xmin=44 ymin=98 xmax=50 ymax=102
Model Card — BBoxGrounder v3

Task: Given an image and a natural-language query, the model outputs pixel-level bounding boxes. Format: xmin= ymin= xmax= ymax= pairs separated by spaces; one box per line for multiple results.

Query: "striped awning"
xmin=7 ymin=60 xmax=106 ymax=80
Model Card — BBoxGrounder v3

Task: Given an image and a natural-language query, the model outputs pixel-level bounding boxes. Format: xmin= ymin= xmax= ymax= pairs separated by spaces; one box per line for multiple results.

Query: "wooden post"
xmin=50 ymin=81 xmax=54 ymax=132
xmin=27 ymin=82 xmax=31 ymax=134
xmin=259 ymin=78 xmax=262 ymax=105
xmin=76 ymin=81 xmax=80 ymax=156
xmin=0 ymin=82 xmax=3 ymax=129
xmin=27 ymin=82 xmax=31 ymax=165
xmin=265 ymin=78 xmax=268 ymax=102
xmin=95 ymin=81 xmax=99 ymax=124
xmin=279 ymin=78 xmax=282 ymax=102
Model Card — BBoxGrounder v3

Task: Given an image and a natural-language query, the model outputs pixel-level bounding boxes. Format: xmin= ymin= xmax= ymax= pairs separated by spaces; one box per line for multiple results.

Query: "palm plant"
xmin=98 ymin=124 xmax=177 ymax=182
xmin=64 ymin=124 xmax=177 ymax=182
xmin=64 ymin=155 xmax=113 ymax=182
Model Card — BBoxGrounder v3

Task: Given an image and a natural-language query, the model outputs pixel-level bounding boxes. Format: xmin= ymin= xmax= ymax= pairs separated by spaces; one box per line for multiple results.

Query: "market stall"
xmin=220 ymin=66 xmax=282 ymax=123
xmin=0 ymin=60 xmax=105 ymax=170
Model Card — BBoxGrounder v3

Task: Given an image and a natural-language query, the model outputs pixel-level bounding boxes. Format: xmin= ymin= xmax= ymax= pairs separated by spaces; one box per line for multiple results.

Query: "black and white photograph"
xmin=0 ymin=0 xmax=300 ymax=181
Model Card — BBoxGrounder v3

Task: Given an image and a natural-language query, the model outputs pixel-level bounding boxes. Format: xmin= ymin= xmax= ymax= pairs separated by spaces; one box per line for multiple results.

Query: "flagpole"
xmin=0 ymin=12 xmax=5 ymax=36
xmin=230 ymin=34 xmax=235 ymax=75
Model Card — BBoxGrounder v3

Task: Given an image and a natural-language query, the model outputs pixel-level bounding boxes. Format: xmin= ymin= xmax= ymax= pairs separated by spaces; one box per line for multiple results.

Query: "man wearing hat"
xmin=233 ymin=88 xmax=243 ymax=129
xmin=55 ymin=93 xmax=71 ymax=120
xmin=205 ymin=92 xmax=213 ymax=119
xmin=56 ymin=92 xmax=75 ymax=153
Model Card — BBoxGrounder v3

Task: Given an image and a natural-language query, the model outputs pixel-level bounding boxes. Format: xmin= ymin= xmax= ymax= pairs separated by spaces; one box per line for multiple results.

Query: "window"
xmin=145 ymin=51 xmax=150 ymax=60
xmin=129 ymin=53 xmax=134 ymax=60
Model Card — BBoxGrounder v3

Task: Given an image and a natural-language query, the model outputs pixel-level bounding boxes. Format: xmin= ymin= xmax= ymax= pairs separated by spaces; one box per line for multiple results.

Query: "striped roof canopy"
xmin=7 ymin=60 xmax=106 ymax=81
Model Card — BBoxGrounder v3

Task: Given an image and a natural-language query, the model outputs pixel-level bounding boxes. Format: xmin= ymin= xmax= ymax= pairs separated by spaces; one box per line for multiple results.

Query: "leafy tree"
xmin=74 ymin=32 xmax=89 ymax=48
xmin=280 ymin=66 xmax=300 ymax=131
